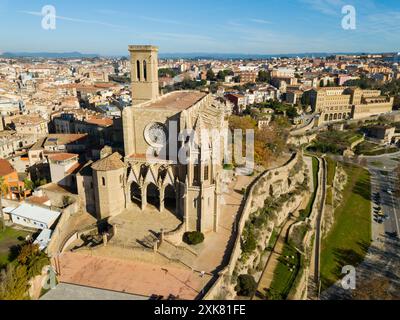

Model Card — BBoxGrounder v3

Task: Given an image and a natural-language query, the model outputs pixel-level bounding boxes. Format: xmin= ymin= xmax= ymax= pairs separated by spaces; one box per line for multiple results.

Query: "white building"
xmin=4 ymin=203 xmax=61 ymax=230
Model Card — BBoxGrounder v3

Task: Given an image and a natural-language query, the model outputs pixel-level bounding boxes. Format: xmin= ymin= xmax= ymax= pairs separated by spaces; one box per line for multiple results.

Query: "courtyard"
xmin=57 ymin=252 xmax=211 ymax=300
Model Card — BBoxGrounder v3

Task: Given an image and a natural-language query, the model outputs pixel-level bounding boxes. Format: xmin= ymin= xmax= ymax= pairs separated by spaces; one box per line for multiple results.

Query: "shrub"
xmin=235 ymin=274 xmax=257 ymax=297
xmin=241 ymin=231 xmax=257 ymax=254
xmin=183 ymin=231 xmax=205 ymax=245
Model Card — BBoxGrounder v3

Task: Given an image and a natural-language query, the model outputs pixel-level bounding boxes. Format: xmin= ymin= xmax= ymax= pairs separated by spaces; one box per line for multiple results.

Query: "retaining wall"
xmin=204 ymin=152 xmax=305 ymax=300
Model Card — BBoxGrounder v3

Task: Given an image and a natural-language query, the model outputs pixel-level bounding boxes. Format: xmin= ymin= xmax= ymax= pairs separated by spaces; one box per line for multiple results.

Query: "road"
xmin=370 ymin=168 xmax=400 ymax=239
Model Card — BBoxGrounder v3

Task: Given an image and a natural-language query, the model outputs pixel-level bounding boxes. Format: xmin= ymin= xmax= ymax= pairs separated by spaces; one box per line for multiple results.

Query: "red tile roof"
xmin=47 ymin=153 xmax=78 ymax=162
xmin=0 ymin=159 xmax=16 ymax=177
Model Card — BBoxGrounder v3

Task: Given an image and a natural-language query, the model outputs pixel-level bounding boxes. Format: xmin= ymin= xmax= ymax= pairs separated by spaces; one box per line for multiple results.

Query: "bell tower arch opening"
xmin=129 ymin=45 xmax=159 ymax=105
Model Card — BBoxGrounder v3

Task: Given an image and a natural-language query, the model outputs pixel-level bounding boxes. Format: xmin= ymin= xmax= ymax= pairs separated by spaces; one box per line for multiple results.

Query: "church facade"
xmin=79 ymin=45 xmax=230 ymax=234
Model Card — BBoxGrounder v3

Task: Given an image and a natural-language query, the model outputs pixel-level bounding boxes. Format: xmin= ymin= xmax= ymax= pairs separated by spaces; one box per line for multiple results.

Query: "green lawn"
xmin=326 ymin=157 xmax=337 ymax=206
xmin=0 ymin=228 xmax=30 ymax=268
xmin=267 ymin=244 xmax=301 ymax=300
xmin=355 ymin=141 xmax=399 ymax=156
xmin=300 ymin=157 xmax=319 ymax=220
xmin=326 ymin=157 xmax=337 ymax=187
xmin=320 ymin=164 xmax=372 ymax=289
xmin=308 ymin=130 xmax=363 ymax=155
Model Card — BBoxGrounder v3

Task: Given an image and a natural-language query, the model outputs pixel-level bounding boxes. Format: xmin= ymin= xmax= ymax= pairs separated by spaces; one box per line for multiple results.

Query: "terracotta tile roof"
xmin=91 ymin=152 xmax=125 ymax=171
xmin=85 ymin=117 xmax=113 ymax=127
xmin=128 ymin=153 xmax=147 ymax=160
xmin=47 ymin=153 xmax=78 ymax=162
xmin=67 ymin=162 xmax=84 ymax=174
xmin=12 ymin=115 xmax=47 ymax=125
xmin=44 ymin=134 xmax=88 ymax=146
xmin=0 ymin=159 xmax=16 ymax=176
xmin=143 ymin=91 xmax=207 ymax=111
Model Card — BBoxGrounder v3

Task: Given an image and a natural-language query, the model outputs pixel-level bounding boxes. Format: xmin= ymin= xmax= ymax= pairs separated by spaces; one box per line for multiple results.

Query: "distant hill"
xmin=158 ymin=52 xmax=335 ymax=59
xmin=0 ymin=51 xmax=100 ymax=59
xmin=157 ymin=52 xmax=377 ymax=60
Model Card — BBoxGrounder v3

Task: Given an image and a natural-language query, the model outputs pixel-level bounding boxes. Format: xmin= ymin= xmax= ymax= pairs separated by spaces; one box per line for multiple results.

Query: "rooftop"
xmin=47 ymin=153 xmax=79 ymax=162
xmin=0 ymin=159 xmax=16 ymax=176
xmin=91 ymin=152 xmax=125 ymax=171
xmin=140 ymin=91 xmax=207 ymax=111
xmin=4 ymin=203 xmax=61 ymax=226
xmin=85 ymin=117 xmax=114 ymax=127
xmin=12 ymin=115 xmax=47 ymax=125
xmin=44 ymin=134 xmax=88 ymax=147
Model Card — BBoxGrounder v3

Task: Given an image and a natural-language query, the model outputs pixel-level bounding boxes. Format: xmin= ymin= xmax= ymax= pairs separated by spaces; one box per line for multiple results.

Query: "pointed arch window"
xmin=204 ymin=165 xmax=209 ymax=181
xmin=136 ymin=60 xmax=141 ymax=81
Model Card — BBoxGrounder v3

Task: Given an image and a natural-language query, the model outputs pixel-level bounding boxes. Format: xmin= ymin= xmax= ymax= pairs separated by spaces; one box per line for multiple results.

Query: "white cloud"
xmin=249 ymin=18 xmax=272 ymax=24
xmin=300 ymin=0 xmax=345 ymax=16
xmin=19 ymin=10 xmax=128 ymax=30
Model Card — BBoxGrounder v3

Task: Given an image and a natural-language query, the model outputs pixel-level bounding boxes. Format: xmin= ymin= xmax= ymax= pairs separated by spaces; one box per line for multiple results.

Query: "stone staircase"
xmin=157 ymin=240 xmax=198 ymax=269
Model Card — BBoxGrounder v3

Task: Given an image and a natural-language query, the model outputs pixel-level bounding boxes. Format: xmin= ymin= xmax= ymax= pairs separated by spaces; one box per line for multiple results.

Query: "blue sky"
xmin=0 ymin=0 xmax=399 ymax=55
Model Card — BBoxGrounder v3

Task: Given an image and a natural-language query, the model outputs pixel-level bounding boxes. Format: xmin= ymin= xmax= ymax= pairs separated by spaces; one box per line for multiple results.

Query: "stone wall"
xmin=290 ymin=118 xmax=316 ymax=137
xmin=204 ymin=152 xmax=306 ymax=300
xmin=46 ymin=202 xmax=80 ymax=257
xmin=164 ymin=222 xmax=186 ymax=246
xmin=288 ymin=133 xmax=317 ymax=147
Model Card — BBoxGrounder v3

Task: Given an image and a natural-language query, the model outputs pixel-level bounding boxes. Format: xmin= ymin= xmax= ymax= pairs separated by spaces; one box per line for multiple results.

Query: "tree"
xmin=0 ymin=243 xmax=50 ymax=300
xmin=241 ymin=230 xmax=257 ymax=254
xmin=286 ymin=106 xmax=299 ymax=119
xmin=24 ymin=179 xmax=34 ymax=192
xmin=206 ymin=69 xmax=216 ymax=81
xmin=257 ymin=70 xmax=270 ymax=83
xmin=0 ymin=264 xmax=30 ymax=300
xmin=235 ymin=274 xmax=257 ymax=297
xmin=158 ymin=68 xmax=178 ymax=78
xmin=17 ymin=244 xmax=49 ymax=278
xmin=229 ymin=115 xmax=257 ymax=132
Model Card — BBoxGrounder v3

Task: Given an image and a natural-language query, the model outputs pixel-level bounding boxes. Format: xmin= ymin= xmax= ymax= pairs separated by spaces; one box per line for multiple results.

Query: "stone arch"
xmin=334 ymin=113 xmax=337 ymax=120
xmin=324 ymin=114 xmax=329 ymax=121
xmin=164 ymin=184 xmax=177 ymax=214
xmin=146 ymin=183 xmax=160 ymax=210
xmin=329 ymin=114 xmax=333 ymax=121
xmin=136 ymin=60 xmax=141 ymax=81
xmin=143 ymin=60 xmax=147 ymax=81
xmin=131 ymin=181 xmax=142 ymax=207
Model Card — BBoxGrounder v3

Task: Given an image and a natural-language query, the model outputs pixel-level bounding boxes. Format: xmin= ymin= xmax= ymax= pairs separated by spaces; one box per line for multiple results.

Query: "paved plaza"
xmin=58 ymin=252 xmax=211 ymax=300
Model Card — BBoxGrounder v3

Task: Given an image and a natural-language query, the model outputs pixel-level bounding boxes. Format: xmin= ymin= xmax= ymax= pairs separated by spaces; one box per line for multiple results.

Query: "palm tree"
xmin=0 ymin=176 xmax=7 ymax=232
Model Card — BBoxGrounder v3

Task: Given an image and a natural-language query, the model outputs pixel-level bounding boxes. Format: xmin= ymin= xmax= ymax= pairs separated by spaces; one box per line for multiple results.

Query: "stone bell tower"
xmin=129 ymin=45 xmax=160 ymax=105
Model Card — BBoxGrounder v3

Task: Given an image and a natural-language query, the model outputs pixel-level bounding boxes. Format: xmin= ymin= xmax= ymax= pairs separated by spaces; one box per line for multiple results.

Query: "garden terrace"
xmin=308 ymin=130 xmax=363 ymax=155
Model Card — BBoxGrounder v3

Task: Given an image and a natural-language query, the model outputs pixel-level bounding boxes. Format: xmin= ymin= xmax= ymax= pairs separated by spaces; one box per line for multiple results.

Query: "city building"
xmin=3 ymin=203 xmax=61 ymax=230
xmin=0 ymin=159 xmax=25 ymax=199
xmin=11 ymin=115 xmax=48 ymax=139
xmin=308 ymin=87 xmax=394 ymax=125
